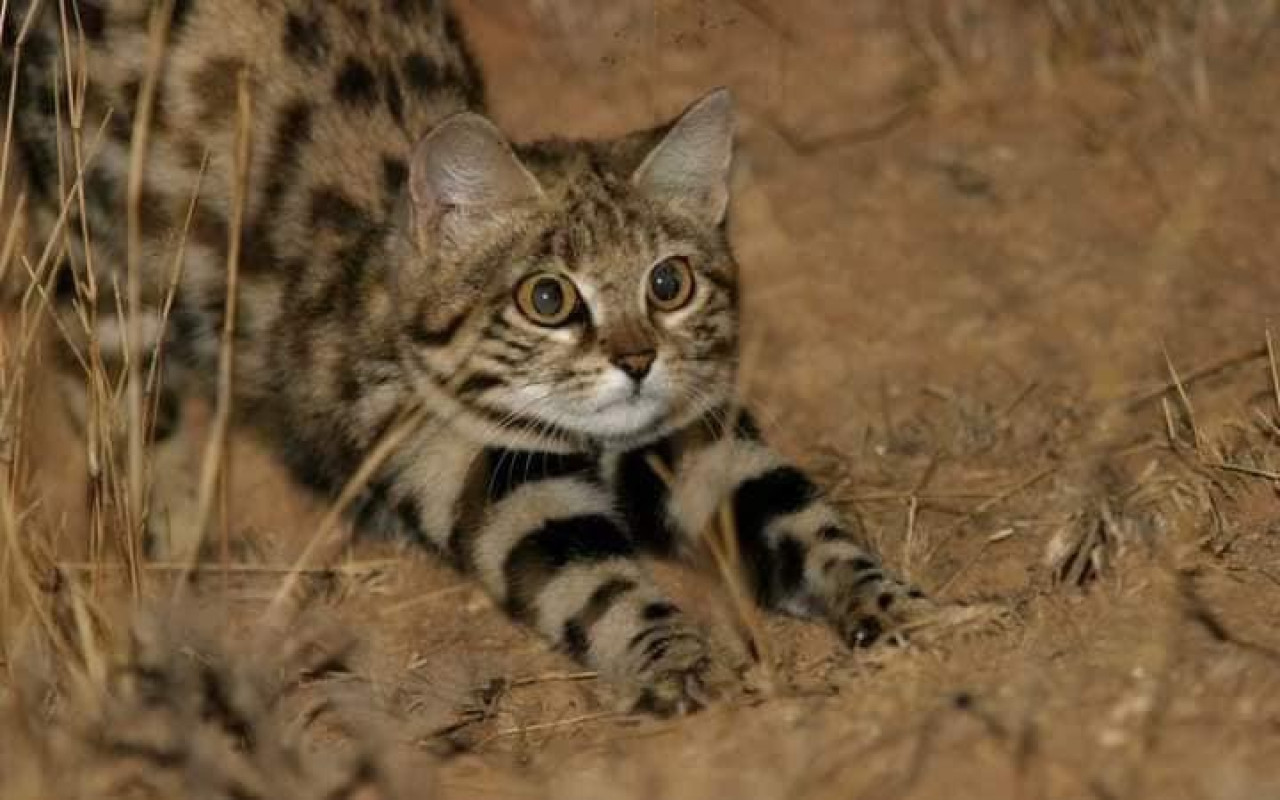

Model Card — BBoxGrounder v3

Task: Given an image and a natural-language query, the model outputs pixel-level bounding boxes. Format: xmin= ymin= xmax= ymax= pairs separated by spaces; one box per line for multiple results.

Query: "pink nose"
xmin=611 ymin=350 xmax=656 ymax=380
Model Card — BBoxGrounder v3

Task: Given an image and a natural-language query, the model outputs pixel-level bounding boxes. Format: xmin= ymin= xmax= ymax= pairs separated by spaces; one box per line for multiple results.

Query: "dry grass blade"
xmin=185 ymin=64 xmax=249 ymax=579
xmin=1209 ymin=462 xmax=1280 ymax=482
xmin=144 ymin=154 xmax=207 ymax=447
xmin=971 ymin=465 xmax=1057 ymax=517
xmin=476 ymin=711 xmax=621 ymax=747
xmin=1267 ymin=327 xmax=1279 ymax=422
xmin=1162 ymin=343 xmax=1201 ymax=451
xmin=1125 ymin=344 xmax=1265 ymax=409
xmin=121 ymin=0 xmax=176 ymax=596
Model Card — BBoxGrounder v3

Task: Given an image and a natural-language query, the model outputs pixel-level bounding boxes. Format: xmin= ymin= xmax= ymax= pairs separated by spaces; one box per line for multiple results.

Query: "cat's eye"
xmin=647 ymin=256 xmax=695 ymax=312
xmin=515 ymin=272 xmax=581 ymax=326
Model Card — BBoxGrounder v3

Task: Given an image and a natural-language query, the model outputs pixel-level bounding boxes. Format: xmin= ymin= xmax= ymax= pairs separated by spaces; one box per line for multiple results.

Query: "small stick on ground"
xmin=998 ymin=379 xmax=1040 ymax=422
xmin=476 ymin=711 xmax=621 ymax=747
xmin=1124 ymin=344 xmax=1265 ymax=409
xmin=378 ymin=583 xmax=470 ymax=617
xmin=508 ymin=670 xmax=598 ymax=689
xmin=920 ymin=464 xmax=1056 ymax=577
xmin=1161 ymin=343 xmax=1202 ymax=452
xmin=1209 ymin=462 xmax=1280 ymax=482
xmin=902 ymin=495 xmax=919 ymax=580
xmin=970 ymin=465 xmax=1057 ymax=517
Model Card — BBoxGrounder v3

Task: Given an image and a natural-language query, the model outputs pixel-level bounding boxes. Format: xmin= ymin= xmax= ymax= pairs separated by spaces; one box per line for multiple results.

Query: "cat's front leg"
xmin=450 ymin=472 xmax=712 ymax=714
xmin=649 ymin=421 xmax=944 ymax=647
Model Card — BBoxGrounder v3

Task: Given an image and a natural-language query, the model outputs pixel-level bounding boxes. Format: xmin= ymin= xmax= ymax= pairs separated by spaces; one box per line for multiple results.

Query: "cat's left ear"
xmin=632 ymin=88 xmax=734 ymax=227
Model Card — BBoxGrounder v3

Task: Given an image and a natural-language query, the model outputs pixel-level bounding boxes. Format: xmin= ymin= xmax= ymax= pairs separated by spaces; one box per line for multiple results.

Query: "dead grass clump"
xmin=1 ymin=601 xmax=432 ymax=800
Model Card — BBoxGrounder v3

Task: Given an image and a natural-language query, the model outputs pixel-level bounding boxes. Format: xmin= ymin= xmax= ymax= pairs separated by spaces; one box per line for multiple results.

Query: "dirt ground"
xmin=4 ymin=2 xmax=1280 ymax=799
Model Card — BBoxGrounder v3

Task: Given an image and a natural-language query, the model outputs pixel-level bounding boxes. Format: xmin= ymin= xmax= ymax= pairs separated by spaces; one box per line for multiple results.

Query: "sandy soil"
xmin=3 ymin=3 xmax=1280 ymax=799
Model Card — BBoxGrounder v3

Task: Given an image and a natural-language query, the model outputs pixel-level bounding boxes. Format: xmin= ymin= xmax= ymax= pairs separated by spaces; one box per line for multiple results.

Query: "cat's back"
xmin=10 ymin=0 xmax=484 ymax=270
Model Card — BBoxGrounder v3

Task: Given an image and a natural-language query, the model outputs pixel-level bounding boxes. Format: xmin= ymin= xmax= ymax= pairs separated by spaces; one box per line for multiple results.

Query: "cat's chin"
xmin=570 ymin=395 xmax=670 ymax=443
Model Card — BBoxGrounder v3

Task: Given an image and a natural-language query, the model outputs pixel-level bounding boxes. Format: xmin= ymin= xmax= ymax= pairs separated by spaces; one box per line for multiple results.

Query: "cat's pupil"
xmin=651 ymin=262 xmax=682 ymax=303
xmin=532 ymin=278 xmax=565 ymax=316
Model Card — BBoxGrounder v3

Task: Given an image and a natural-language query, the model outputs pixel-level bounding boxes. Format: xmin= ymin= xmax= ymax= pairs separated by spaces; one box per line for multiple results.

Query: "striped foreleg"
xmin=653 ymin=429 xmax=935 ymax=646
xmin=449 ymin=474 xmax=711 ymax=714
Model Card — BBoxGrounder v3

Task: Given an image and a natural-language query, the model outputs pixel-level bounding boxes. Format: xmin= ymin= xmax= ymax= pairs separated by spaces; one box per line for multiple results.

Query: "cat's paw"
xmin=622 ymin=626 xmax=718 ymax=716
xmin=832 ymin=587 xmax=1011 ymax=649
xmin=831 ymin=588 xmax=935 ymax=647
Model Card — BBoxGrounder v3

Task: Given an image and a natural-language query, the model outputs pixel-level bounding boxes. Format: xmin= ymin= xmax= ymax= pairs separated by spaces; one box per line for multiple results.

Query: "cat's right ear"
xmin=409 ymin=113 xmax=543 ymax=251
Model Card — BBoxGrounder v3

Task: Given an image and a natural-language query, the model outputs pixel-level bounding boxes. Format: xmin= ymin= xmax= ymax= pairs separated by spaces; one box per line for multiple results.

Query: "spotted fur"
xmin=7 ymin=0 xmax=941 ymax=713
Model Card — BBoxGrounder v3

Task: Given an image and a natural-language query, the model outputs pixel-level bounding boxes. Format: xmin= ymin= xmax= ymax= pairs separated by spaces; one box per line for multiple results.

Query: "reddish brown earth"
xmin=4 ymin=3 xmax=1280 ymax=799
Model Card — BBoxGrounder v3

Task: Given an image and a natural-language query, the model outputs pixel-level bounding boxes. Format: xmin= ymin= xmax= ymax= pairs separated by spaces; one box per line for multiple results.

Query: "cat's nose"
xmin=611 ymin=350 xmax=656 ymax=381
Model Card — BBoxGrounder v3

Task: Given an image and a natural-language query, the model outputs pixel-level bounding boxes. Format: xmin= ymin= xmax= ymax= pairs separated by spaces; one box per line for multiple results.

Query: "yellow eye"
xmin=647 ymin=256 xmax=695 ymax=312
xmin=515 ymin=272 xmax=580 ymax=326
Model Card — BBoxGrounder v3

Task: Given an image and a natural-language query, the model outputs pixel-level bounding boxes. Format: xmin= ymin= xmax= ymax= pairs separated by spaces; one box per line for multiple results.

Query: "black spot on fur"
xmin=854 ymin=571 xmax=884 ymax=589
xmin=384 ymin=0 xmax=432 ymax=19
xmin=190 ymin=207 xmax=230 ymax=254
xmin=283 ymin=11 xmax=328 ymax=64
xmin=394 ymin=495 xmax=422 ymax=538
xmin=381 ymin=156 xmax=407 ymax=202
xmin=877 ymin=592 xmax=895 ymax=611
xmin=258 ymin=100 xmax=312 ymax=219
xmin=150 ymin=385 xmax=183 ymax=443
xmin=341 ymin=6 xmax=369 ymax=29
xmin=21 ymin=31 xmax=54 ymax=65
xmin=445 ymin=9 xmax=487 ymax=107
xmin=401 ymin=52 xmax=442 ymax=96
xmin=409 ymin=309 xmax=467 ymax=347
xmin=323 ymin=227 xmax=381 ymax=314
xmin=309 ymin=187 xmax=367 ymax=234
xmin=350 ymin=478 xmax=394 ymax=535
xmin=85 ymin=168 xmax=118 ymax=217
xmin=77 ymin=2 xmax=108 ymax=40
xmin=13 ymin=114 xmax=58 ymax=199
xmin=192 ymin=56 xmax=244 ymax=124
xmin=171 ymin=0 xmax=194 ymax=32
xmin=334 ymin=58 xmax=378 ymax=108
xmin=734 ymin=410 xmax=763 ymax=440
xmin=731 ymin=467 xmax=817 ymax=607
xmin=562 ymin=620 xmax=589 ymax=660
xmin=457 ymin=371 xmax=503 ymax=397
xmin=817 ymin=525 xmax=850 ymax=543
xmin=54 ymin=265 xmax=79 ymax=299
xmin=643 ymin=601 xmax=677 ymax=621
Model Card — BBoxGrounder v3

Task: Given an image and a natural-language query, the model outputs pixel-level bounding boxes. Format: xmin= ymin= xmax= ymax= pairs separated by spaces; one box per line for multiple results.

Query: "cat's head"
xmin=396 ymin=89 xmax=739 ymax=450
